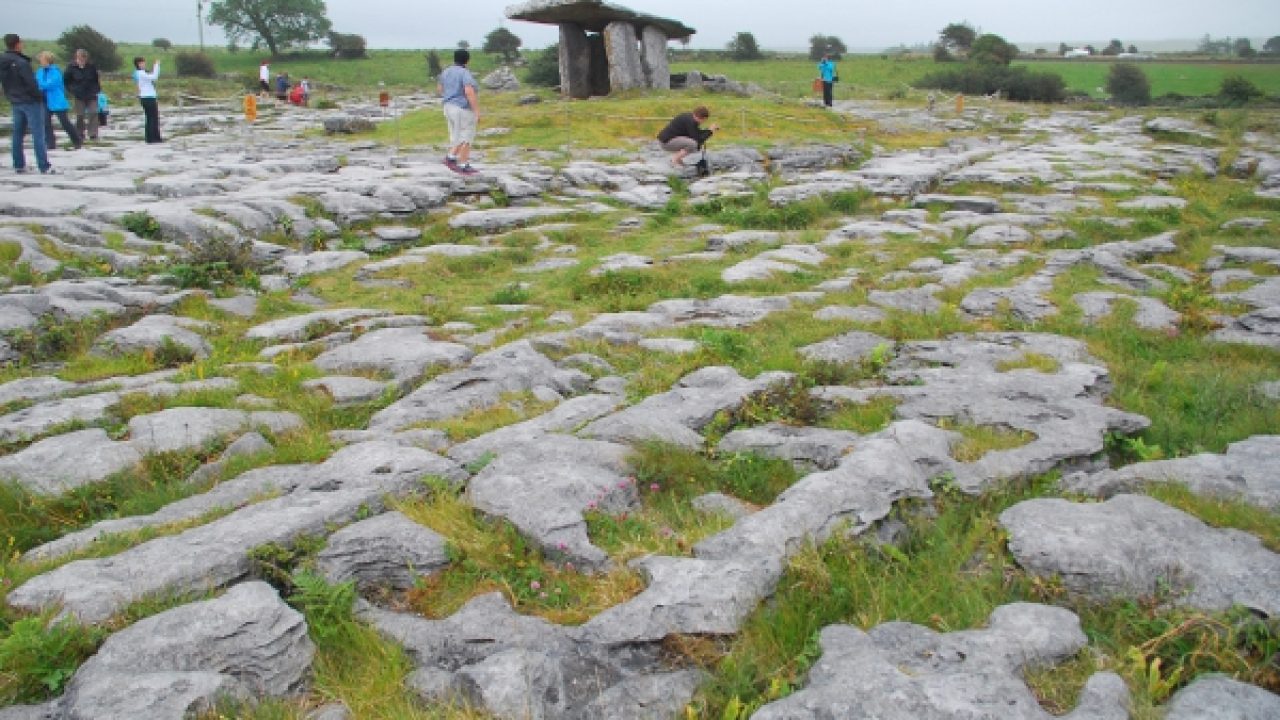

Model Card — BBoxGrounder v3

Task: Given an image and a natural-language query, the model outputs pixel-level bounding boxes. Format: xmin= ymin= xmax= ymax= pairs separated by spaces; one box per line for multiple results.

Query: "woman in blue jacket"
xmin=36 ymin=51 xmax=82 ymax=150
xmin=817 ymin=53 xmax=837 ymax=108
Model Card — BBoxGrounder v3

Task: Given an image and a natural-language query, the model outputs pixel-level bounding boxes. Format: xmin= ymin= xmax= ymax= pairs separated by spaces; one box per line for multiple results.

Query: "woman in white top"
xmin=132 ymin=56 xmax=162 ymax=143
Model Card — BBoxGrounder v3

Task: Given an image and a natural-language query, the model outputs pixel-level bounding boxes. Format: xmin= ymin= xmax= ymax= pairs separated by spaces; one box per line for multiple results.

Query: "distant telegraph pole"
xmin=197 ymin=0 xmax=205 ymax=50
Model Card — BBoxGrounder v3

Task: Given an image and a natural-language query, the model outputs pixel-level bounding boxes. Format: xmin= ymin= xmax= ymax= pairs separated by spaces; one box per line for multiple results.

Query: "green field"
xmin=15 ymin=39 xmax=1279 ymax=105
xmin=1016 ymin=59 xmax=1280 ymax=97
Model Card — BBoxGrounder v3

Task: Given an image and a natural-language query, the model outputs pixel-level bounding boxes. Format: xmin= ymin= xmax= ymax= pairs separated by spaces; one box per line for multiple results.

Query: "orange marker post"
xmin=955 ymin=93 xmax=965 ymax=115
xmin=243 ymin=94 xmax=258 ymax=123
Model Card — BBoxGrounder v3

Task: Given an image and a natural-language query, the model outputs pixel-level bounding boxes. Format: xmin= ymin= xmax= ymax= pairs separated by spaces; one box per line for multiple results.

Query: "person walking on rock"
xmin=258 ymin=60 xmax=270 ymax=97
xmin=132 ymin=56 xmax=162 ymax=144
xmin=657 ymin=106 xmax=717 ymax=168
xmin=64 ymin=49 xmax=101 ymax=141
xmin=37 ymin=52 xmax=82 ymax=151
xmin=437 ymin=49 xmax=480 ymax=175
xmin=818 ymin=53 xmax=837 ymax=108
xmin=0 ymin=34 xmax=52 ymax=174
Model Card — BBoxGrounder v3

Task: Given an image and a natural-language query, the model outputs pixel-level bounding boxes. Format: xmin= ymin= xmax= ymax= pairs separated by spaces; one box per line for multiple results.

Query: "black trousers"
xmin=140 ymin=97 xmax=162 ymax=143
xmin=822 ymin=81 xmax=834 ymax=107
xmin=45 ymin=109 xmax=82 ymax=149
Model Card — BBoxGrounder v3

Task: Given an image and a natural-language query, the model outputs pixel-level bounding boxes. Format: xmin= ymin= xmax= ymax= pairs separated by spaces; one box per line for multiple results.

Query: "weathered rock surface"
xmin=127 ymin=407 xmax=302 ymax=453
xmin=371 ymin=340 xmax=589 ymax=430
xmin=8 ymin=442 xmax=465 ymax=622
xmin=316 ymin=511 xmax=450 ymax=590
xmin=1062 ymin=435 xmax=1280 ymax=509
xmin=752 ymin=603 xmax=1128 ymax=720
xmin=1001 ymin=494 xmax=1280 ymax=615
xmin=717 ymin=422 xmax=859 ymax=471
xmin=92 ymin=314 xmax=212 ymax=359
xmin=1163 ymin=676 xmax=1280 ymax=720
xmin=245 ymin=309 xmax=387 ymax=343
xmin=798 ymin=330 xmax=892 ymax=365
xmin=579 ymin=366 xmax=793 ymax=449
xmin=313 ymin=327 xmax=473 ymax=384
xmin=55 ymin=582 xmax=314 ymax=720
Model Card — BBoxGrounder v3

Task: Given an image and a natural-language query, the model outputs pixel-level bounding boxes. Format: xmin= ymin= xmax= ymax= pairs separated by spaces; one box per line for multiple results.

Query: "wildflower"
xmin=530 ymin=580 xmax=541 ymax=591
xmin=649 ymin=483 xmax=660 ymax=492
xmin=539 ymin=591 xmax=548 ymax=599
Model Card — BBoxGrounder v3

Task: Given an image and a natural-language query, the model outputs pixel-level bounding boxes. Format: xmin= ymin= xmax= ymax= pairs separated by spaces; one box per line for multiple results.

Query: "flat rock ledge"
xmin=1001 ymin=494 xmax=1280 ymax=615
xmin=754 ymin=603 xmax=1129 ymax=720
xmin=1062 ymin=435 xmax=1280 ymax=509
xmin=16 ymin=582 xmax=314 ymax=720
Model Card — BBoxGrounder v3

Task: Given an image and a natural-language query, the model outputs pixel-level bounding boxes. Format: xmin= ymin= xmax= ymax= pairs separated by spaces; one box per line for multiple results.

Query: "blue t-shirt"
xmin=439 ymin=65 xmax=477 ymax=109
xmin=818 ymin=59 xmax=836 ymax=82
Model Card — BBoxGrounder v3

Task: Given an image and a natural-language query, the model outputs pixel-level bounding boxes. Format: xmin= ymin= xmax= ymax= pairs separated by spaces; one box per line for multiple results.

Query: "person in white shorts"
xmin=437 ymin=49 xmax=479 ymax=175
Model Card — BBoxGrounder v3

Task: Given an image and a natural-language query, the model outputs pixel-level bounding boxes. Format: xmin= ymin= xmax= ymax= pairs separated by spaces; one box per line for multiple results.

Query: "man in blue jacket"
xmin=0 ymin=34 xmax=52 ymax=174
xmin=818 ymin=53 xmax=837 ymax=108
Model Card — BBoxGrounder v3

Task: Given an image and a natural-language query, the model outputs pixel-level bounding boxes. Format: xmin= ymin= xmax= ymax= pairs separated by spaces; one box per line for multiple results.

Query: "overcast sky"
xmin=7 ymin=0 xmax=1278 ymax=51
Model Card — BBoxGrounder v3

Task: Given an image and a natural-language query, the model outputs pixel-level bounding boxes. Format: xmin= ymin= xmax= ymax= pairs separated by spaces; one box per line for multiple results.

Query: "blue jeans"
xmin=10 ymin=102 xmax=50 ymax=172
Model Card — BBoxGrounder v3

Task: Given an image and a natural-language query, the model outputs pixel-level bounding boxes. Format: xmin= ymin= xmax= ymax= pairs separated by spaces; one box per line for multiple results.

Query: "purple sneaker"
xmin=459 ymin=164 xmax=479 ymax=175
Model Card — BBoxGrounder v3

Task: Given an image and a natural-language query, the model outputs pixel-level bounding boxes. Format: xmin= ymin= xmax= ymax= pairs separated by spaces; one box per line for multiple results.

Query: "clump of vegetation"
xmin=1220 ymin=75 xmax=1264 ymax=106
xmin=524 ymin=43 xmax=560 ymax=88
xmin=1107 ymin=63 xmax=1151 ymax=106
xmin=57 ymin=24 xmax=121 ymax=72
xmin=0 ymin=614 xmax=107 ymax=703
xmin=175 ymin=51 xmax=217 ymax=78
xmin=171 ymin=235 xmax=260 ymax=289
xmin=120 ymin=211 xmax=161 ymax=240
xmin=915 ymin=64 xmax=1066 ymax=103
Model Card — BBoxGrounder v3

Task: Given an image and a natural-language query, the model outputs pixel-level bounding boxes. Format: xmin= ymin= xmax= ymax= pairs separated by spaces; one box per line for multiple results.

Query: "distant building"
xmin=1116 ymin=52 xmax=1155 ymax=60
xmin=1065 ymin=48 xmax=1092 ymax=58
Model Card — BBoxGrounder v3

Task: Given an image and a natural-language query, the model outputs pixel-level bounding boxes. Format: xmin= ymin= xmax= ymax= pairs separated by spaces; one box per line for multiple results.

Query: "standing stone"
xmin=588 ymin=33 xmax=611 ymax=96
xmin=559 ymin=24 xmax=592 ymax=99
xmin=604 ymin=22 xmax=644 ymax=91
xmin=639 ymin=25 xmax=670 ymax=90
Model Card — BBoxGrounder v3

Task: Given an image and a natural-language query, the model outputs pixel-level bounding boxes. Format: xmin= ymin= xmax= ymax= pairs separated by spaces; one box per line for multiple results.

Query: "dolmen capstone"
xmin=507 ymin=0 xmax=695 ymax=98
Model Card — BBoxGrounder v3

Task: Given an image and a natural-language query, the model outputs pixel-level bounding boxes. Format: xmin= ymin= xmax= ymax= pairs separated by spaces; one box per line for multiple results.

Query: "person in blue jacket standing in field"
xmin=818 ymin=52 xmax=837 ymax=108
xmin=36 ymin=51 xmax=82 ymax=150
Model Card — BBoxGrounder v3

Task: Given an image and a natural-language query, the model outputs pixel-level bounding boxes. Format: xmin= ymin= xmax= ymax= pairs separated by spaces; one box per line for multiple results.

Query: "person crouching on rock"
xmin=657 ymin=106 xmax=718 ymax=168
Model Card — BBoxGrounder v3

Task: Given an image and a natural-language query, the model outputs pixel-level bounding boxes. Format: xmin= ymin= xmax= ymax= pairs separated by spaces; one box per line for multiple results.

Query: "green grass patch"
xmin=938 ymin=420 xmax=1037 ymax=463
xmin=397 ymin=487 xmax=643 ymax=626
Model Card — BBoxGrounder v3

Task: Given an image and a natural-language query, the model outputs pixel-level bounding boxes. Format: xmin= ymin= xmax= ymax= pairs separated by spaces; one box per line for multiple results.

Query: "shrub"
xmin=1107 ymin=63 xmax=1151 ymax=105
xmin=152 ymin=38 xmax=172 ymax=51
xmin=426 ymin=50 xmax=443 ymax=79
xmin=328 ymin=31 xmax=367 ymax=59
xmin=120 ymin=211 xmax=161 ymax=239
xmin=915 ymin=64 xmax=1065 ymax=102
xmin=1220 ymin=75 xmax=1263 ymax=106
xmin=170 ymin=234 xmax=260 ymax=289
xmin=969 ymin=33 xmax=1019 ymax=66
xmin=524 ymin=43 xmax=560 ymax=87
xmin=174 ymin=51 xmax=217 ymax=78
xmin=57 ymin=25 xmax=122 ymax=72
xmin=727 ymin=32 xmax=763 ymax=61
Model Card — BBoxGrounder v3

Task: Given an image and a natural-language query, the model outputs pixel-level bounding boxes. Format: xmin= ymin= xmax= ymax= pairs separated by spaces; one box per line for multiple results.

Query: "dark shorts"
xmin=259 ymin=80 xmax=270 ymax=92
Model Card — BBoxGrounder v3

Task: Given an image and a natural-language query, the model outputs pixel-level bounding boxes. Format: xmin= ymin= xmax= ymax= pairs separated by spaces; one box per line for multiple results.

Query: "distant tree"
xmin=808 ymin=34 xmax=846 ymax=61
xmin=970 ymin=34 xmax=1019 ymax=66
xmin=1198 ymin=34 xmax=1235 ymax=55
xmin=207 ymin=0 xmax=332 ymax=57
xmin=727 ymin=31 xmax=763 ymax=61
xmin=174 ymin=51 xmax=217 ymax=77
xmin=1235 ymin=38 xmax=1256 ymax=58
xmin=1034 ymin=47 xmax=1047 ymax=55
xmin=1106 ymin=63 xmax=1150 ymax=105
xmin=1265 ymin=36 xmax=1280 ymax=55
xmin=57 ymin=25 xmax=122 ymax=72
xmin=426 ymin=50 xmax=442 ymax=78
xmin=1102 ymin=39 xmax=1124 ymax=56
xmin=327 ymin=31 xmax=366 ymax=59
xmin=525 ymin=43 xmax=560 ymax=87
xmin=458 ymin=40 xmax=470 ymax=50
xmin=1085 ymin=45 xmax=1097 ymax=54
xmin=1220 ymin=75 xmax=1263 ymax=105
xmin=1127 ymin=44 xmax=1139 ymax=54
xmin=152 ymin=38 xmax=172 ymax=51
xmin=939 ymin=22 xmax=977 ymax=56
xmin=1058 ymin=42 xmax=1070 ymax=56
xmin=933 ymin=44 xmax=954 ymax=62
xmin=483 ymin=26 xmax=522 ymax=63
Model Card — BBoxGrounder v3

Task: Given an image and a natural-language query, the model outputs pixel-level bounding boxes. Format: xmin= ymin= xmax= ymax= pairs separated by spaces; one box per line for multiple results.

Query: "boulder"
xmin=1001 ymin=495 xmax=1280 ymax=615
xmin=316 ymin=511 xmax=450 ymax=591
xmin=91 ymin=314 xmax=212 ymax=359
xmin=481 ymin=66 xmax=521 ymax=92
xmin=313 ymin=327 xmax=473 ymax=385
xmin=717 ymin=422 xmax=859 ymax=471
xmin=1164 ymin=676 xmax=1280 ymax=720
